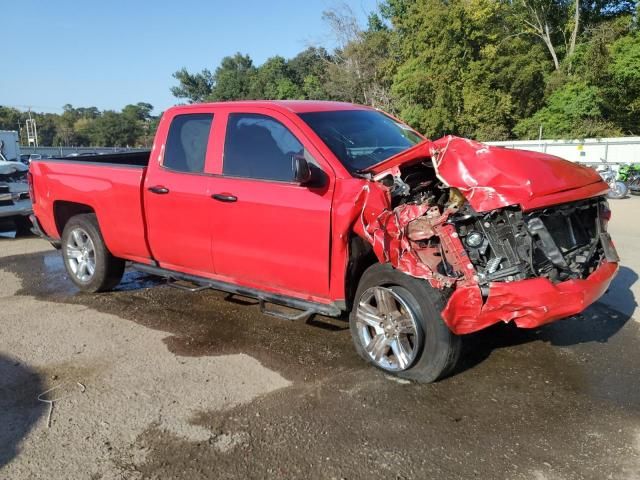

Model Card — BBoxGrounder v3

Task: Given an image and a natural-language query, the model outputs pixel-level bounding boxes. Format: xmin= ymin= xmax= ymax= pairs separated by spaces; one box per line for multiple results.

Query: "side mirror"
xmin=292 ymin=154 xmax=312 ymax=184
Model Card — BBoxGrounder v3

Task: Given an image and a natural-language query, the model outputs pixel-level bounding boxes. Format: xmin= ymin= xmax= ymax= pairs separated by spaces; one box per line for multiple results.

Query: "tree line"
xmin=1 ymin=0 xmax=637 ymax=146
xmin=0 ymin=103 xmax=159 ymax=148
xmin=172 ymin=0 xmax=639 ymax=140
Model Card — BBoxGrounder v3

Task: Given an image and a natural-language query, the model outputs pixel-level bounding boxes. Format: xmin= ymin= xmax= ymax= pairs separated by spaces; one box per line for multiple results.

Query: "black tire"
xmin=61 ymin=213 xmax=125 ymax=292
xmin=349 ymin=263 xmax=461 ymax=383
xmin=14 ymin=215 xmax=34 ymax=237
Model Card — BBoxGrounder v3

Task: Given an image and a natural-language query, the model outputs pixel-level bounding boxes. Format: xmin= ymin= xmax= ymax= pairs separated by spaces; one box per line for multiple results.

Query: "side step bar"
xmin=258 ymin=299 xmax=315 ymax=322
xmin=130 ymin=262 xmax=343 ymax=319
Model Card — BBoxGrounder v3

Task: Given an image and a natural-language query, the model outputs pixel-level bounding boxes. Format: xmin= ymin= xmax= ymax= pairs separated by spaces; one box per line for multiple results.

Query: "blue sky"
xmin=1 ymin=0 xmax=378 ymax=114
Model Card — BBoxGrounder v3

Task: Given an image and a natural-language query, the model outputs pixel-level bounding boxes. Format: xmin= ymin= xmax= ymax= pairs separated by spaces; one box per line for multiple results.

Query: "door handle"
xmin=148 ymin=185 xmax=170 ymax=194
xmin=212 ymin=193 xmax=237 ymax=202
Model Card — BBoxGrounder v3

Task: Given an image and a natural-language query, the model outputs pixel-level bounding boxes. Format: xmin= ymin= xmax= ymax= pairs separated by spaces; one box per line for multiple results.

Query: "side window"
xmin=164 ymin=113 xmax=213 ymax=173
xmin=223 ymin=113 xmax=304 ymax=182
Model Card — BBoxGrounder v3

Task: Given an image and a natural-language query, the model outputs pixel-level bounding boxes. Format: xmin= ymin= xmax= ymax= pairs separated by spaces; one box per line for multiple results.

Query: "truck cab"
xmin=142 ymin=102 xmax=344 ymax=301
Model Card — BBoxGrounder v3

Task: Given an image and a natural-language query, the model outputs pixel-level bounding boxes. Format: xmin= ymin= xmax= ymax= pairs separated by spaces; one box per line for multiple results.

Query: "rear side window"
xmin=164 ymin=114 xmax=213 ymax=173
xmin=223 ymin=113 xmax=303 ymax=182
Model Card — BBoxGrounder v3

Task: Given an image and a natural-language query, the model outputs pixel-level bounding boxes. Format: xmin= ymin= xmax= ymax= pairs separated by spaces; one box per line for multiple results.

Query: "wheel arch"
xmin=53 ymin=200 xmax=96 ymax=237
xmin=344 ymin=234 xmax=379 ymax=310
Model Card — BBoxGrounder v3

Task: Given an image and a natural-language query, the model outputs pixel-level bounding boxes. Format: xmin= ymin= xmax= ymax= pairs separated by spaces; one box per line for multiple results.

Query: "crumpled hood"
xmin=365 ymin=136 xmax=608 ymax=212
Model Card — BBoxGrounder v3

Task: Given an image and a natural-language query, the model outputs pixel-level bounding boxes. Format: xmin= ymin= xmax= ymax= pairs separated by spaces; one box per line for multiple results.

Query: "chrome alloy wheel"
xmin=355 ymin=286 xmax=420 ymax=372
xmin=65 ymin=227 xmax=96 ymax=282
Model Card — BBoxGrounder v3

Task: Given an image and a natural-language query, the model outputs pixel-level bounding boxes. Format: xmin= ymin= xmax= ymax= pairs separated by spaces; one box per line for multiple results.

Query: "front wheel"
xmin=61 ymin=213 xmax=125 ymax=292
xmin=349 ymin=263 xmax=461 ymax=383
xmin=607 ymin=181 xmax=628 ymax=199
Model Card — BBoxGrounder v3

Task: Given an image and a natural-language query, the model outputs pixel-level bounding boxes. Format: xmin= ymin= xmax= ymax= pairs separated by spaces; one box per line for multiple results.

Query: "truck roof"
xmin=167 ymin=100 xmax=372 ymax=114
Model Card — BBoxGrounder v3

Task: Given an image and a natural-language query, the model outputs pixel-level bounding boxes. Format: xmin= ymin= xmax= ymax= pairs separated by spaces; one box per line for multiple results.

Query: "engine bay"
xmin=373 ymin=158 xmax=612 ymax=288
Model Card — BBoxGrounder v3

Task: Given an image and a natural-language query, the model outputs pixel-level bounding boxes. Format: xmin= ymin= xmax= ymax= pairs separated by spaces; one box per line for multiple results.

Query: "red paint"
xmin=142 ymin=105 xmax=216 ymax=276
xmin=442 ymin=261 xmax=618 ymax=334
xmin=30 ymin=101 xmax=617 ymax=335
xmin=367 ymin=136 xmax=608 ymax=212
xmin=29 ymin=160 xmax=151 ymax=264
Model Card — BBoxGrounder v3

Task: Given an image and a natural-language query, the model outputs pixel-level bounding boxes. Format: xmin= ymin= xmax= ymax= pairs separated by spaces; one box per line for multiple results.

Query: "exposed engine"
xmin=376 ymin=159 xmax=613 ymax=287
xmin=380 ymin=161 xmax=448 ymax=208
xmin=451 ymin=198 xmax=611 ymax=285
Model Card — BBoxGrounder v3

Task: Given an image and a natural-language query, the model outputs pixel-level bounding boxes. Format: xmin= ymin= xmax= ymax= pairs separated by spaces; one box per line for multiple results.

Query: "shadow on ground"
xmin=456 ymin=265 xmax=636 ymax=378
xmin=0 ymin=354 xmax=45 ymax=468
xmin=601 ymin=265 xmax=638 ymax=317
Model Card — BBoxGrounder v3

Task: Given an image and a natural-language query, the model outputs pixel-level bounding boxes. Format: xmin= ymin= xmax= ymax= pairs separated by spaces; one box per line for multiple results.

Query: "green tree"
xmin=167 ymin=0 xmax=639 ymax=140
xmin=88 ymin=111 xmax=138 ymax=147
xmin=321 ymin=4 xmax=395 ymax=108
xmin=0 ymin=106 xmax=22 ymax=134
xmin=171 ymin=68 xmax=214 ymax=103
xmin=604 ymin=32 xmax=640 ymax=133
xmin=288 ymin=47 xmax=330 ymax=84
xmin=209 ymin=53 xmax=256 ymax=101
xmin=250 ymin=56 xmax=302 ymax=99
xmin=514 ymin=82 xmax=621 ymax=138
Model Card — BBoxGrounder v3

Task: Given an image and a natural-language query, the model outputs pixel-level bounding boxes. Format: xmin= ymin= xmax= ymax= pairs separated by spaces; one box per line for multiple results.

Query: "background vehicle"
xmin=596 ymin=161 xmax=628 ymax=199
xmin=28 ymin=101 xmax=618 ymax=382
xmin=618 ymin=163 xmax=640 ymax=195
xmin=0 ymin=130 xmax=20 ymax=162
xmin=19 ymin=153 xmax=42 ymax=164
xmin=65 ymin=152 xmax=99 ymax=157
xmin=0 ymin=159 xmax=32 ymax=234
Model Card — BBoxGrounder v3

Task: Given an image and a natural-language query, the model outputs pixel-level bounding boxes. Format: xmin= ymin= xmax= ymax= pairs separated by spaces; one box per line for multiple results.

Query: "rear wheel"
xmin=349 ymin=263 xmax=461 ymax=383
xmin=61 ymin=214 xmax=124 ymax=292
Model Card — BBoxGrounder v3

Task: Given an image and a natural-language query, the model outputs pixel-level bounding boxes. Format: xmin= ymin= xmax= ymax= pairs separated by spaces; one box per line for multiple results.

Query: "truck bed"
xmin=29 ymin=156 xmax=152 ymax=263
xmin=52 ymin=150 xmax=150 ymax=167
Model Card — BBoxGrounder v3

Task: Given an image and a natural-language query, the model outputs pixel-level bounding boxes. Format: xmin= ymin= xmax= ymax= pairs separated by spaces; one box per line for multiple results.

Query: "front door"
xmin=209 ymin=110 xmax=334 ymax=298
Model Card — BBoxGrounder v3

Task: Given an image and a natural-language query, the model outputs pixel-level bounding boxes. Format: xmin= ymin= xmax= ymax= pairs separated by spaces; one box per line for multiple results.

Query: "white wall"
xmin=485 ymin=137 xmax=640 ymax=165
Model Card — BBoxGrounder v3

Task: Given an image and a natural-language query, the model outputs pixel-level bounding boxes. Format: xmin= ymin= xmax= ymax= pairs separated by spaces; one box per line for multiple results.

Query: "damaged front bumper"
xmin=355 ymin=136 xmax=619 ymax=336
xmin=441 ymin=260 xmax=618 ymax=334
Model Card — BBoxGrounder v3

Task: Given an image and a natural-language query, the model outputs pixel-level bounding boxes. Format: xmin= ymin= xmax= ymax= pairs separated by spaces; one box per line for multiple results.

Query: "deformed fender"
xmin=352 ymin=181 xmax=476 ymax=291
xmin=345 ymin=136 xmax=613 ymax=335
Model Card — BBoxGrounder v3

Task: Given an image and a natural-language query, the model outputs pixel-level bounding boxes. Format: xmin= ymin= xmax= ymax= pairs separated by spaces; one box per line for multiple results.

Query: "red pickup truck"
xmin=29 ymin=101 xmax=619 ymax=382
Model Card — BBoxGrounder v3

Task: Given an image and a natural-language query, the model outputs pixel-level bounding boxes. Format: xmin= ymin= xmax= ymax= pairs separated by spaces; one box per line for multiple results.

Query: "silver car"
xmin=0 ymin=161 xmax=32 ymax=234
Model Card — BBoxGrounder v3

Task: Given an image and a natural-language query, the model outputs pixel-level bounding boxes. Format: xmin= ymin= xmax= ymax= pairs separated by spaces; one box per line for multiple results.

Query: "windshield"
xmin=298 ymin=109 xmax=423 ymax=173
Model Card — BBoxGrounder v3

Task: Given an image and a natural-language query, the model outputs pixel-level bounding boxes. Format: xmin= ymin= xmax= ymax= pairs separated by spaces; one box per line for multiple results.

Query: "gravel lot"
xmin=1 ymin=197 xmax=639 ymax=480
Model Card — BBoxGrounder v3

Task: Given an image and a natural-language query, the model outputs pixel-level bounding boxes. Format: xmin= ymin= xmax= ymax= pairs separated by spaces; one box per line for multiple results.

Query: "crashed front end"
xmin=357 ymin=136 xmax=618 ymax=335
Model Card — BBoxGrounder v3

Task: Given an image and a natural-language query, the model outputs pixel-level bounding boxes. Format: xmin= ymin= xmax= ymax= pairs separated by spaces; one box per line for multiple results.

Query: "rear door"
xmin=143 ymin=110 xmax=216 ymax=276
xmin=208 ymin=108 xmax=335 ymax=298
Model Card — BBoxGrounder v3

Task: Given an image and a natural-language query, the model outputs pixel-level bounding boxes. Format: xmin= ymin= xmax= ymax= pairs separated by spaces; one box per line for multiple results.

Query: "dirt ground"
xmin=1 ymin=197 xmax=639 ymax=480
